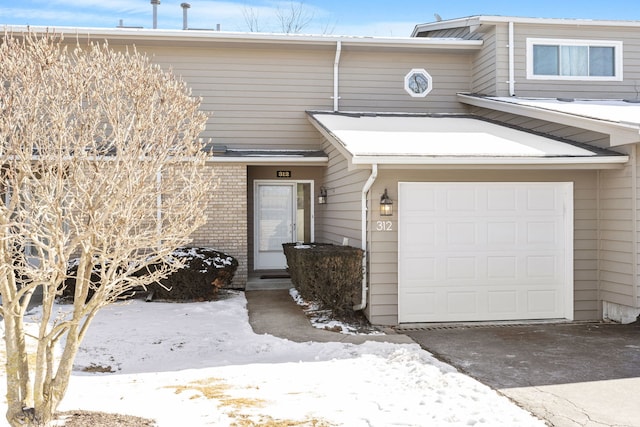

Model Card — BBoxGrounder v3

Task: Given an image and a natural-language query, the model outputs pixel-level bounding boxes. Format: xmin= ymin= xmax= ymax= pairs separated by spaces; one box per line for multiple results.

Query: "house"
xmin=9 ymin=14 xmax=640 ymax=325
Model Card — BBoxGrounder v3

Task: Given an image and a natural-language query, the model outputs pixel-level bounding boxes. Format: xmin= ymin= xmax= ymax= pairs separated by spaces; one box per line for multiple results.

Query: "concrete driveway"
xmin=400 ymin=322 xmax=640 ymax=427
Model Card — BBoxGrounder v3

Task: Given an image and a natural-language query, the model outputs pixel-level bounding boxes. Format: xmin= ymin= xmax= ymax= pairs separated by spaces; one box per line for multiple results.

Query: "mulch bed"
xmin=55 ymin=410 xmax=156 ymax=426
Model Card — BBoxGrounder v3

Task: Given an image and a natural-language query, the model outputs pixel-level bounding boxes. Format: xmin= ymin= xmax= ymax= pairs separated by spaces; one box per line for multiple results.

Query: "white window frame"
xmin=404 ymin=68 xmax=433 ymax=97
xmin=526 ymin=38 xmax=623 ymax=81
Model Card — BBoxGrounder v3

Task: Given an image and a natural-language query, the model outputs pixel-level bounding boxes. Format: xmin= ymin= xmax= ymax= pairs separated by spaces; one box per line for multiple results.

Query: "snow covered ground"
xmin=1 ymin=291 xmax=546 ymax=426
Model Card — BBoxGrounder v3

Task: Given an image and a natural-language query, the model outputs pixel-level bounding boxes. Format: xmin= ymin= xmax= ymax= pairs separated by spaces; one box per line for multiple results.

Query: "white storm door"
xmin=255 ymin=182 xmax=296 ymax=270
xmin=398 ymin=182 xmax=573 ymax=323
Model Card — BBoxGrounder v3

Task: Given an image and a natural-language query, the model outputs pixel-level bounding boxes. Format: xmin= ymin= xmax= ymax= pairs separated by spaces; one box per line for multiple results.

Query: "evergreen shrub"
xmin=283 ymin=242 xmax=363 ymax=315
xmin=62 ymin=247 xmax=238 ymax=302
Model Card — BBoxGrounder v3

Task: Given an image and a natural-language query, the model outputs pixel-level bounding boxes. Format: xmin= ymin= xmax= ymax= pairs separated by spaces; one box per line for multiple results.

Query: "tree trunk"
xmin=3 ymin=312 xmax=34 ymax=426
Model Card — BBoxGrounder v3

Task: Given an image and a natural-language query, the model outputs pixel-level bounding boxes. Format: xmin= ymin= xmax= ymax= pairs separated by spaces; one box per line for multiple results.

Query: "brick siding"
xmin=190 ymin=163 xmax=248 ymax=288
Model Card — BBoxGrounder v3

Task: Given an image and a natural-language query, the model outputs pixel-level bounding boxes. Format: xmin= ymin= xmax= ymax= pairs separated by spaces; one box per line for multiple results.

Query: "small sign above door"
xmin=276 ymin=170 xmax=292 ymax=178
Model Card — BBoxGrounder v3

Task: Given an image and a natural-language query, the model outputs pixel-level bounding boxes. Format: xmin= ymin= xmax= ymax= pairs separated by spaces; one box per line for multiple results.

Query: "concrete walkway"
xmin=245 ymin=289 xmax=413 ymax=345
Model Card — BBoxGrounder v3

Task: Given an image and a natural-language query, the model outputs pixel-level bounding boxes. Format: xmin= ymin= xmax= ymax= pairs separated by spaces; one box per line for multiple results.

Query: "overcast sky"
xmin=1 ymin=0 xmax=640 ymax=36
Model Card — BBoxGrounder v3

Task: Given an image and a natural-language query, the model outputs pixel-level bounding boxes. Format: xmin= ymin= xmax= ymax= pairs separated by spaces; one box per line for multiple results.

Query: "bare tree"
xmin=243 ymin=1 xmax=315 ymax=34
xmin=242 ymin=5 xmax=263 ymax=32
xmin=276 ymin=1 xmax=314 ymax=34
xmin=0 ymin=32 xmax=210 ymax=426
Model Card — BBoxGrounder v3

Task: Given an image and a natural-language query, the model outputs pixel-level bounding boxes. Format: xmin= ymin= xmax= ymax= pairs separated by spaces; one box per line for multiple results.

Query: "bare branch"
xmin=276 ymin=1 xmax=314 ymax=34
xmin=242 ymin=6 xmax=263 ymax=32
xmin=0 ymin=31 xmax=210 ymax=426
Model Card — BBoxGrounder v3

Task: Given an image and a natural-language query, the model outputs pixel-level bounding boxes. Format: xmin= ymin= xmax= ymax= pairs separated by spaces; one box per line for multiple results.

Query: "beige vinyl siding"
xmin=143 ymin=44 xmax=334 ymax=150
xmin=338 ymin=50 xmax=472 ymax=113
xmin=314 ymin=139 xmax=370 ymax=248
xmin=505 ymin=23 xmax=640 ymax=99
xmin=598 ymin=146 xmax=637 ymax=308
xmin=368 ymin=169 xmax=599 ymax=326
xmin=471 ymin=26 xmax=498 ymax=95
xmin=138 ymin=44 xmax=478 ymax=150
xmin=493 ymin=25 xmax=512 ymax=97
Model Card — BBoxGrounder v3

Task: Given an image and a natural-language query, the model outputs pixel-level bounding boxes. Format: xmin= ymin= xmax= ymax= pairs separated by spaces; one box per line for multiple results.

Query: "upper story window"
xmin=404 ymin=69 xmax=433 ymax=97
xmin=526 ymin=38 xmax=623 ymax=81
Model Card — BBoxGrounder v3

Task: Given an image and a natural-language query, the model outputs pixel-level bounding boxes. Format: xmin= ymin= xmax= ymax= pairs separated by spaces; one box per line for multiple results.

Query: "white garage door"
xmin=398 ymin=182 xmax=573 ymax=323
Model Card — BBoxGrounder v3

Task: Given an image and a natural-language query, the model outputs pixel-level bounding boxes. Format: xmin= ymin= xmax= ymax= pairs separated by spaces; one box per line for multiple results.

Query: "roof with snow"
xmin=459 ymin=94 xmax=640 ymax=147
xmin=306 ymin=111 xmax=628 ymax=169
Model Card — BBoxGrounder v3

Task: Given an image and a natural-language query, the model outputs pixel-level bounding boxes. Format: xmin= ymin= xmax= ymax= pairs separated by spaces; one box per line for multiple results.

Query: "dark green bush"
xmin=283 ymin=243 xmax=363 ymax=316
xmin=146 ymin=247 xmax=238 ymax=301
xmin=62 ymin=247 xmax=238 ymax=302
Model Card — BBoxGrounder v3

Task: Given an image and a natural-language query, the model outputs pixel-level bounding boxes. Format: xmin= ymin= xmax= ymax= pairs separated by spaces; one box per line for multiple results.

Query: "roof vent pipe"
xmin=151 ymin=0 xmax=160 ymax=29
xmin=181 ymin=3 xmax=190 ymax=30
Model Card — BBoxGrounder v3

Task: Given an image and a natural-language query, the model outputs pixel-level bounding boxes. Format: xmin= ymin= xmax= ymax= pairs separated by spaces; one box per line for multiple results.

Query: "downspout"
xmin=333 ymin=41 xmax=342 ymax=112
xmin=596 ymin=169 xmax=602 ymax=317
xmin=508 ymin=21 xmax=515 ymax=96
xmin=354 ymin=164 xmax=378 ymax=311
xmin=632 ymin=146 xmax=639 ymax=313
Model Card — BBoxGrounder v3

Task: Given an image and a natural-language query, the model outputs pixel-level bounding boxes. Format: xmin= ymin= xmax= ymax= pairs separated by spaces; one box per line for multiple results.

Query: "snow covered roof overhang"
xmin=306 ymin=111 xmax=628 ymax=170
xmin=459 ymin=94 xmax=640 ymax=147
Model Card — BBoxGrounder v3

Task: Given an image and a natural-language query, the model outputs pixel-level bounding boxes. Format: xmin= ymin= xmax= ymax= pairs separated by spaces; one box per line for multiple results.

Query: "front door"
xmin=254 ymin=181 xmax=313 ymax=270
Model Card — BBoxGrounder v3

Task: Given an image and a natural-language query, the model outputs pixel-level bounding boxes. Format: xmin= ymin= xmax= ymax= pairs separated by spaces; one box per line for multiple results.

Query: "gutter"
xmin=4 ymin=25 xmax=483 ymax=50
xmin=354 ymin=164 xmax=378 ymax=311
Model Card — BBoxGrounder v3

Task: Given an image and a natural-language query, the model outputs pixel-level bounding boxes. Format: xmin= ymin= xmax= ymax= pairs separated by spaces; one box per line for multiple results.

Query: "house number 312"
xmin=376 ymin=221 xmax=393 ymax=231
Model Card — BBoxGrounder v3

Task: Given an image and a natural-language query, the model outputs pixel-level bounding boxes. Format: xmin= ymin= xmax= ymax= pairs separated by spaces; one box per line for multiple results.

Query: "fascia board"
xmin=411 ymin=16 xmax=483 ymax=36
xmin=475 ymin=16 xmax=640 ymax=28
xmin=351 ymin=155 xmax=628 ymax=169
xmin=306 ymin=113 xmax=357 ymax=169
xmin=205 ymin=157 xmax=327 ymax=165
xmin=412 ymin=15 xmax=640 ymax=37
xmin=458 ymin=94 xmax=640 ymax=147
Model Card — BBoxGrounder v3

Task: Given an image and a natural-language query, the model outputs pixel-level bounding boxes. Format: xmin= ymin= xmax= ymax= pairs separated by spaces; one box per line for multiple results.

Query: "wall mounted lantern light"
xmin=318 ymin=186 xmax=328 ymax=205
xmin=380 ymin=188 xmax=393 ymax=216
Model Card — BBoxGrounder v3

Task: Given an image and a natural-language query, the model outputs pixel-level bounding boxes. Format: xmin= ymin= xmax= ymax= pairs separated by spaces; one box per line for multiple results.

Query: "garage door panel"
xmin=527 ymin=187 xmax=559 ymax=210
xmin=487 ymin=256 xmax=517 ymax=278
xmin=527 ymin=290 xmax=560 ymax=313
xmin=446 ymin=257 xmax=477 ymax=279
xmin=403 ymin=188 xmax=436 ymax=211
xmin=401 ymin=222 xmax=436 ymax=248
xmin=526 ymin=255 xmax=557 ymax=278
xmin=446 ymin=188 xmax=477 ymax=210
xmin=487 ymin=188 xmax=517 ymax=210
xmin=447 ymin=292 xmax=478 ymax=314
xmin=403 ymin=257 xmax=436 ymax=281
xmin=446 ymin=222 xmax=477 ymax=245
xmin=526 ymin=221 xmax=560 ymax=244
xmin=399 ymin=182 xmax=572 ymax=323
xmin=487 ymin=291 xmax=518 ymax=314
xmin=401 ymin=287 xmax=564 ymax=323
xmin=487 ymin=222 xmax=517 ymax=245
